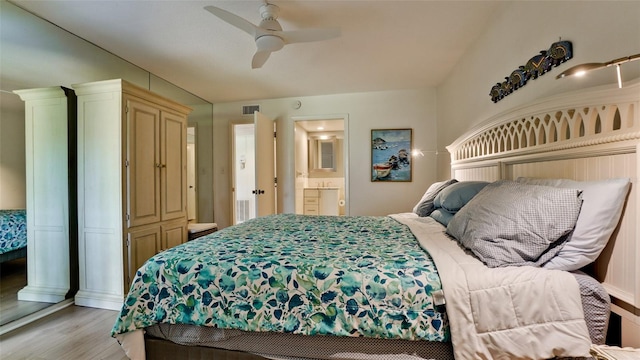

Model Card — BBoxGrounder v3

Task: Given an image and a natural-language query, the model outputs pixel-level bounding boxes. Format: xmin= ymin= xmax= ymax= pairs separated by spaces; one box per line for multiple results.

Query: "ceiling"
xmin=297 ymin=119 xmax=343 ymax=133
xmin=10 ymin=0 xmax=505 ymax=104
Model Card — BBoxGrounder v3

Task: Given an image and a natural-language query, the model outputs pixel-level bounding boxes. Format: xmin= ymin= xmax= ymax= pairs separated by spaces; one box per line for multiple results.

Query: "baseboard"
xmin=17 ymin=285 xmax=67 ymax=303
xmin=0 ymin=298 xmax=74 ymax=336
xmin=74 ymin=290 xmax=123 ymax=310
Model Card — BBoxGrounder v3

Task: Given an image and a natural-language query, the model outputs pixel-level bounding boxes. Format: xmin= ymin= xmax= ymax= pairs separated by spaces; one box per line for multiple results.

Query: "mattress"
xmin=572 ymin=270 xmax=611 ymax=345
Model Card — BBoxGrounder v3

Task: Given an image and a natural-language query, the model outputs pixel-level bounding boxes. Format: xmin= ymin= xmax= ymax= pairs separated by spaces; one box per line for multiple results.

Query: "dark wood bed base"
xmin=0 ymin=247 xmax=26 ymax=264
xmin=145 ymin=335 xmax=268 ymax=360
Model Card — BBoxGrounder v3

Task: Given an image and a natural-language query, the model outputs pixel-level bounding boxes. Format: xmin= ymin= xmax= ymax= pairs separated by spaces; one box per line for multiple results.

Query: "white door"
xmin=254 ymin=111 xmax=276 ymax=217
xmin=232 ymin=123 xmax=255 ymax=224
xmin=186 ymin=141 xmax=196 ymax=221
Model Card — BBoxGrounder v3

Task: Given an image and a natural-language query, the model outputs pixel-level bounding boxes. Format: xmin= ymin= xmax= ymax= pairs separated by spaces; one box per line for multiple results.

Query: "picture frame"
xmin=371 ymin=128 xmax=412 ymax=182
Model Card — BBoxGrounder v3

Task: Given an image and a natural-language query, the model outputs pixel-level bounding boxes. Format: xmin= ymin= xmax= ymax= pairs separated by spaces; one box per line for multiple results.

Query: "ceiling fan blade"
xmin=252 ymin=50 xmax=272 ymax=69
xmin=204 ymin=5 xmax=261 ymax=37
xmin=280 ymin=28 xmax=341 ymax=45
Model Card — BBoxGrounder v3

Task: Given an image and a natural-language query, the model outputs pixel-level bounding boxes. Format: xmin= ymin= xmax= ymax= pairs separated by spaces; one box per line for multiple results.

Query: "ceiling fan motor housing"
xmin=258 ymin=18 xmax=282 ymax=32
xmin=260 ymin=3 xmax=280 ymax=20
xmin=256 ymin=34 xmax=284 ymax=52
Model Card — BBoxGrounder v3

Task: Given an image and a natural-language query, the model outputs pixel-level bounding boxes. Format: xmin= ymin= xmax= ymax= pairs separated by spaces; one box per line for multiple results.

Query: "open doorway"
xmin=230 ymin=112 xmax=276 ymax=225
xmin=231 ymin=123 xmax=256 ymax=224
xmin=293 ymin=115 xmax=348 ymax=216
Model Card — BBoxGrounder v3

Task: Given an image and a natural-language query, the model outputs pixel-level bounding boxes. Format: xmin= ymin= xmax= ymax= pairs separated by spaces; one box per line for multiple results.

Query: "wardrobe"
xmin=73 ymin=79 xmax=191 ymax=310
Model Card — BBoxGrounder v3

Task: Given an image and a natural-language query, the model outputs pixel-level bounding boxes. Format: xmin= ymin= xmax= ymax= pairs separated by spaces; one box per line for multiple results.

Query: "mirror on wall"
xmin=309 ymin=136 xmax=337 ymax=172
xmin=0 ymin=3 xmax=214 ymax=332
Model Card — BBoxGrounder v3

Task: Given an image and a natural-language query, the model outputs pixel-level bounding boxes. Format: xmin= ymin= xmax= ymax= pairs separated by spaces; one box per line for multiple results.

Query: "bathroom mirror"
xmin=309 ymin=136 xmax=336 ymax=172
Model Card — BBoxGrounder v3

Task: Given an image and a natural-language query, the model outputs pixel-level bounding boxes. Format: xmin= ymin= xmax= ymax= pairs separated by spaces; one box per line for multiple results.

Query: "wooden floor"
xmin=0 ymin=258 xmax=52 ymax=325
xmin=0 ymin=304 xmax=129 ymax=360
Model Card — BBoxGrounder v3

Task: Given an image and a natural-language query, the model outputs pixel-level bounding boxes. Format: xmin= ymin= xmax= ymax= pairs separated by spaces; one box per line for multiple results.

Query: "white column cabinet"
xmin=13 ymin=86 xmax=76 ymax=303
xmin=73 ymin=79 xmax=191 ymax=310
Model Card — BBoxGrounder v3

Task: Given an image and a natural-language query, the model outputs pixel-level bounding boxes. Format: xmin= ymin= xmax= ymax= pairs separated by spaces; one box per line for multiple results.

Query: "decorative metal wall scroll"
xmin=490 ymin=40 xmax=572 ymax=103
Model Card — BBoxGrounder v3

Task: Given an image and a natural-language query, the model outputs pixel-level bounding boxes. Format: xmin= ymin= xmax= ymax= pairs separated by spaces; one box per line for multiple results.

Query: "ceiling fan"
xmin=204 ymin=2 xmax=341 ymax=69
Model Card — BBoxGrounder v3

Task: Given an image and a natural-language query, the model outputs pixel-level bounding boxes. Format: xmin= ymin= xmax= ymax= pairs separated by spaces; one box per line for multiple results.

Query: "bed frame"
xmin=0 ymin=248 xmax=27 ymax=264
xmin=447 ymin=80 xmax=640 ymax=344
xmin=142 ymin=80 xmax=639 ymax=358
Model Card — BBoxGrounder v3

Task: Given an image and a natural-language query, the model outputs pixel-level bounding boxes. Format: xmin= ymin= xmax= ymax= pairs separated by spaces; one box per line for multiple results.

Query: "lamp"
xmin=556 ymin=53 xmax=640 ymax=88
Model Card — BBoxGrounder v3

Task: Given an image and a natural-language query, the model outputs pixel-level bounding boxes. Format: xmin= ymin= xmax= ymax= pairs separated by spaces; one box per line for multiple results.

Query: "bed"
xmin=0 ymin=209 xmax=27 ymax=264
xmin=112 ymin=80 xmax=639 ymax=359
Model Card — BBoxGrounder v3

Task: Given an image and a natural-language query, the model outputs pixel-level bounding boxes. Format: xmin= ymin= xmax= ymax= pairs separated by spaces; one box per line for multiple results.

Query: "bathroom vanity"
xmin=303 ymin=188 xmax=339 ymax=216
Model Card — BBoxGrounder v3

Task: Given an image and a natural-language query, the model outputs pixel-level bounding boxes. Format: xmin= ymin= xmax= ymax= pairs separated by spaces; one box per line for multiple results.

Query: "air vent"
xmin=242 ymin=105 xmax=260 ymax=116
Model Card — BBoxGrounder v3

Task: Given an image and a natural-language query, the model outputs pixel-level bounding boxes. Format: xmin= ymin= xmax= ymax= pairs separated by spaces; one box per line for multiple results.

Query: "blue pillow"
xmin=433 ymin=181 xmax=489 ymax=213
xmin=412 ymin=179 xmax=457 ymax=217
xmin=429 ymin=208 xmax=455 ymax=227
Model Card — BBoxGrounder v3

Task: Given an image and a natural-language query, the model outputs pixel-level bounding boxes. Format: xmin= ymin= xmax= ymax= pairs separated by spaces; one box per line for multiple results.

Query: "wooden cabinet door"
xmin=126 ymin=97 xmax=161 ymax=227
xmin=161 ymin=111 xmax=187 ymax=221
xmin=319 ymin=189 xmax=339 ymax=216
xmin=127 ymin=225 xmax=161 ymax=288
xmin=162 ymin=220 xmax=187 ymax=250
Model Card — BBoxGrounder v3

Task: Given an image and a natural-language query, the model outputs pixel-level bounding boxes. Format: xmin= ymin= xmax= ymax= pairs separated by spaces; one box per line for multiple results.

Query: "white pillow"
xmin=516 ymin=177 xmax=631 ymax=271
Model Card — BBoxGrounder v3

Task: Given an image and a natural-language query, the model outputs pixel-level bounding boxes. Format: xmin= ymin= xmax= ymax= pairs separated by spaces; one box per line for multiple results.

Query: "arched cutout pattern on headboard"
xmin=451 ymin=101 xmax=637 ymax=162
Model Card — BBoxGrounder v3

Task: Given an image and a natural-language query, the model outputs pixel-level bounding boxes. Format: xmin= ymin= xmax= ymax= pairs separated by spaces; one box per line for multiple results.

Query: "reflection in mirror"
xmin=0 ymin=91 xmax=36 ymax=328
xmin=310 ymin=136 xmax=337 ymax=172
xmin=0 ymin=2 xmax=214 ymax=332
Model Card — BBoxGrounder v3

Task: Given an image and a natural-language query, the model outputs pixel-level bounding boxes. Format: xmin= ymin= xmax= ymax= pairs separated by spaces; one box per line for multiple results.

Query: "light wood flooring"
xmin=0 ymin=304 xmax=128 ymax=360
xmin=0 ymin=258 xmax=52 ymax=325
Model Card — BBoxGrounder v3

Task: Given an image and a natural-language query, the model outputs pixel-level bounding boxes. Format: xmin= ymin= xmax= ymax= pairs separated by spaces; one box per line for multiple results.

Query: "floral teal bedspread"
xmin=0 ymin=209 xmax=27 ymax=255
xmin=112 ymin=214 xmax=449 ymax=342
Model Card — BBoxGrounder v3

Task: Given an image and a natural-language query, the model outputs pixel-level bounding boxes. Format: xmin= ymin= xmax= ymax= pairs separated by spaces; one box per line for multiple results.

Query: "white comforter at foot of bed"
xmin=393 ymin=214 xmax=591 ymax=360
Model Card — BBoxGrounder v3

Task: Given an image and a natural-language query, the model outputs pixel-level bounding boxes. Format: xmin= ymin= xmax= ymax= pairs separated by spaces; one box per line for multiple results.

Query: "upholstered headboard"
xmin=447 ymin=80 xmax=639 ymax=332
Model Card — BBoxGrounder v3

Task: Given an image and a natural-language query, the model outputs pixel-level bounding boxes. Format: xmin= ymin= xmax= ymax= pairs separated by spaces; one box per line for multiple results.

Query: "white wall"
xmin=436 ymin=1 xmax=640 ymax=179
xmin=0 ymin=92 xmax=26 ymax=209
xmin=213 ymin=88 xmax=438 ymax=228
